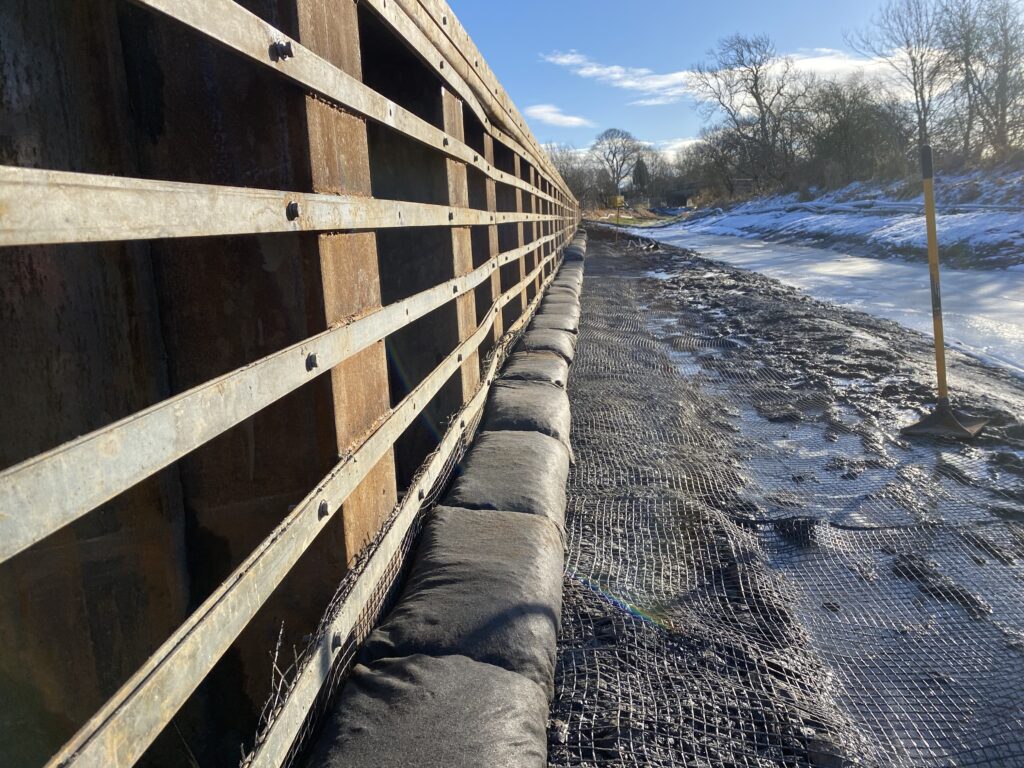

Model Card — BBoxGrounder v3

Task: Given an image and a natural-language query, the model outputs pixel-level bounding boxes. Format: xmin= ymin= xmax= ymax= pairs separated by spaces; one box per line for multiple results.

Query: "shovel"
xmin=901 ymin=145 xmax=988 ymax=439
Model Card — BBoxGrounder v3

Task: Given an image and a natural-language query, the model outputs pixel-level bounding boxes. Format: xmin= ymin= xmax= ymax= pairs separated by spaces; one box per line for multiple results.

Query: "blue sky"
xmin=450 ymin=1 xmax=889 ymax=153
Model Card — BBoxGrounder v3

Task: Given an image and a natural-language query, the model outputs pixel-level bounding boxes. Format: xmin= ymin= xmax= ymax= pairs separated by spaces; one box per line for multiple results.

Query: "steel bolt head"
xmin=271 ymin=41 xmax=294 ymax=61
xmin=286 ymin=200 xmax=300 ymax=221
xmin=318 ymin=500 xmax=329 ymax=519
xmin=306 ymin=352 xmax=318 ymax=371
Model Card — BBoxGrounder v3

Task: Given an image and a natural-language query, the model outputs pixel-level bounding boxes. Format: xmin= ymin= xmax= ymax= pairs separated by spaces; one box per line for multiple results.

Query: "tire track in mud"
xmin=549 ymin=229 xmax=1024 ymax=767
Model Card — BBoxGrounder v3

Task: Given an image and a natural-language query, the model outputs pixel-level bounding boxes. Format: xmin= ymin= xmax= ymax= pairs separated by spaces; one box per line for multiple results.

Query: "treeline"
xmin=547 ymin=130 xmax=678 ymax=209
xmin=551 ymin=0 xmax=1024 ymax=207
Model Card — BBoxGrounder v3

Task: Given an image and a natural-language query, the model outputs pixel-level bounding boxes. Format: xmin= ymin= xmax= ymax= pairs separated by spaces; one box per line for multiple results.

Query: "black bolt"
xmin=306 ymin=352 xmax=318 ymax=371
xmin=286 ymin=200 xmax=300 ymax=221
xmin=318 ymin=500 xmax=329 ymax=519
xmin=270 ymin=41 xmax=294 ymax=61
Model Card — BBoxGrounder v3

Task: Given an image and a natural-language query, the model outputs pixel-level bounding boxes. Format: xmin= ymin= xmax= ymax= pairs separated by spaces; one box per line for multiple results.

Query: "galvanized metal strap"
xmin=0 ymin=227 xmax=565 ymax=562
xmin=127 ymin=0 xmax=569 ymax=210
xmin=360 ymin=0 xmax=565 ymax=196
xmin=0 ymin=166 xmax=561 ymax=247
xmin=398 ymin=0 xmax=560 ymax=185
xmin=43 ymin=237 xmax=565 ymax=768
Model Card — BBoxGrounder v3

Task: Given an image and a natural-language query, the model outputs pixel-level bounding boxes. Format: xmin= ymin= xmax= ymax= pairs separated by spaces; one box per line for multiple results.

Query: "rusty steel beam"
xmin=246 ymin=237 xmax=566 ymax=768
xmin=126 ymin=0 xmax=567 ymax=210
xmin=41 ymin=236 xmax=568 ymax=768
xmin=360 ymin=0 xmax=570 ymax=200
xmin=0 ymin=229 xmax=564 ymax=563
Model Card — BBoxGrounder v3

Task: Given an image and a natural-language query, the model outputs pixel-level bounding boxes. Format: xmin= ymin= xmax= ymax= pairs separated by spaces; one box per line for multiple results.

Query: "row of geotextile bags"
xmin=307 ymin=230 xmax=588 ymax=767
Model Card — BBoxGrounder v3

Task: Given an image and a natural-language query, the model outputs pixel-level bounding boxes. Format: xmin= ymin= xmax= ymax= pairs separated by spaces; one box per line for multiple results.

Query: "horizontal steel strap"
xmin=394 ymin=0 xmax=562 ymax=187
xmin=247 ymin=234 xmax=563 ymax=768
xmin=0 ymin=165 xmax=564 ymax=247
xmin=128 ymin=0 xmax=568 ymax=210
xmin=43 ymin=237 xmax=566 ymax=768
xmin=0 ymin=227 xmax=565 ymax=562
xmin=360 ymin=0 xmax=566 ymax=195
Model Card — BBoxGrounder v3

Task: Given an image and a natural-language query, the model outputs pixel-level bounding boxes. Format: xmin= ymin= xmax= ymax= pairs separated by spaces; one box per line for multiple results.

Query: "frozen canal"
xmin=634 ymin=230 xmax=1024 ymax=378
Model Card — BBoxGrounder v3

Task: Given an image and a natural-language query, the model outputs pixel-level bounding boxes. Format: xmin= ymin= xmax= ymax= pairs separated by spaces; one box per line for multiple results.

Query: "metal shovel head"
xmin=901 ymin=401 xmax=989 ymax=439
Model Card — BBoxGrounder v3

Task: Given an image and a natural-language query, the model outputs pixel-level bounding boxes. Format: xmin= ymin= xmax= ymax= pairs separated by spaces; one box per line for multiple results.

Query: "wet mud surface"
xmin=549 ymin=229 xmax=1024 ymax=767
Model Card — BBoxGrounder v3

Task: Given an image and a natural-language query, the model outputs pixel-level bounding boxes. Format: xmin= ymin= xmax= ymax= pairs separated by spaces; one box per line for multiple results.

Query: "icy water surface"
xmin=635 ymin=231 xmax=1024 ymax=377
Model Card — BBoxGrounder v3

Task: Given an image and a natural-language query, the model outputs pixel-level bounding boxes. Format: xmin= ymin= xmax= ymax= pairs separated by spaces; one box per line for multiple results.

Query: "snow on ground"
xmin=632 ymin=230 xmax=1024 ymax=378
xmin=673 ymin=168 xmax=1024 ymax=268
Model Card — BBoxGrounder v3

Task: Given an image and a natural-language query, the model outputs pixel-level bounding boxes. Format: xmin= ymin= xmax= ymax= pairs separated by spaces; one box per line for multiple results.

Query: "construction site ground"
xmin=548 ymin=228 xmax=1024 ymax=767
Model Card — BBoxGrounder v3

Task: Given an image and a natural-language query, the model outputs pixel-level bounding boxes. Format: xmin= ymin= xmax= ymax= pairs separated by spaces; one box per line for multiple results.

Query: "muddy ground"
xmin=549 ymin=229 xmax=1024 ymax=767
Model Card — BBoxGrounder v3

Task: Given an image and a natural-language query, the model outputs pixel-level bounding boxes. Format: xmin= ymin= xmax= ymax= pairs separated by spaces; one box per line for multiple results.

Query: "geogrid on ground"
xmin=549 ymin=230 xmax=1024 ymax=767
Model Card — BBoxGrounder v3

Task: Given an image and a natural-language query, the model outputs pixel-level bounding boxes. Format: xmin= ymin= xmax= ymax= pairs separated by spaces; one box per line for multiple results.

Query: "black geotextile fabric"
xmin=482 ymin=380 xmax=573 ymax=450
xmin=520 ymin=328 xmax=577 ymax=364
xmin=547 ymin=284 xmax=582 ymax=300
xmin=552 ymin=277 xmax=583 ymax=294
xmin=532 ymin=312 xmax=581 ymax=334
xmin=444 ymin=430 xmax=570 ymax=532
xmin=361 ymin=506 xmax=564 ymax=695
xmin=302 ymin=248 xmax=586 ymax=768
xmin=502 ymin=351 xmax=571 ymax=388
xmin=549 ymin=232 xmax=1024 ymax=767
xmin=540 ymin=297 xmax=583 ymax=318
xmin=306 ymin=654 xmax=549 ymax=768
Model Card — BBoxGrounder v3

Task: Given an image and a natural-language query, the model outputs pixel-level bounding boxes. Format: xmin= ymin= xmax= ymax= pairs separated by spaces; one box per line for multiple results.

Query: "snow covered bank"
xmin=633 ymin=231 xmax=1024 ymax=377
xmin=671 ymin=169 xmax=1024 ymax=268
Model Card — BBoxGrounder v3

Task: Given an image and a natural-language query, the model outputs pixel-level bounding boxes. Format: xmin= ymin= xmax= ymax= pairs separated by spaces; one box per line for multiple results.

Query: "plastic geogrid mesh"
xmin=550 ymin=233 xmax=1024 ymax=767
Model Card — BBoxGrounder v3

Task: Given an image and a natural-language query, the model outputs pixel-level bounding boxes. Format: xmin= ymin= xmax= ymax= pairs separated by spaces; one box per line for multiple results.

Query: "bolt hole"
xmin=318 ymin=500 xmax=329 ymax=519
xmin=305 ymin=352 xmax=318 ymax=371
xmin=286 ymin=200 xmax=300 ymax=221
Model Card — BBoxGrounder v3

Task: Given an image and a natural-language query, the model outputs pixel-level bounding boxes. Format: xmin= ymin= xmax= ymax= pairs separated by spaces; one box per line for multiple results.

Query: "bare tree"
xmin=938 ymin=0 xmax=984 ymax=159
xmin=972 ymin=0 xmax=1024 ymax=156
xmin=547 ymin=144 xmax=599 ymax=208
xmin=590 ymin=128 xmax=642 ymax=194
xmin=690 ymin=34 xmax=810 ymax=188
xmin=802 ymin=76 xmax=914 ymax=183
xmin=848 ymin=0 xmax=947 ymax=146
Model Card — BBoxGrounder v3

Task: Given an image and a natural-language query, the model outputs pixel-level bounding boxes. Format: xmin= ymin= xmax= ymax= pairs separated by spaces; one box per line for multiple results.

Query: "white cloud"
xmin=541 ymin=51 xmax=694 ymax=105
xmin=542 ymin=48 xmax=899 ymax=106
xmin=523 ymin=103 xmax=594 ymax=127
xmin=789 ymin=47 xmax=893 ymax=81
xmin=652 ymin=137 xmax=702 ymax=156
